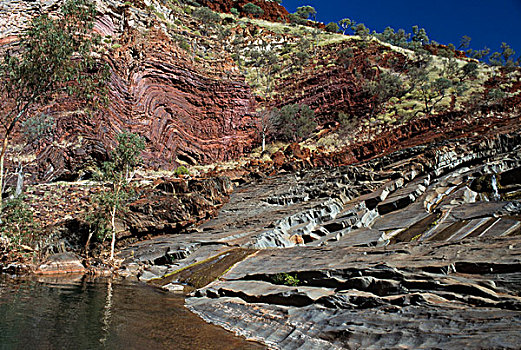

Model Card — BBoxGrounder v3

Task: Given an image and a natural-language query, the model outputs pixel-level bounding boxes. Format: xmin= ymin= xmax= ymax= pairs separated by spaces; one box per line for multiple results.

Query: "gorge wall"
xmin=1 ymin=0 xmax=259 ymax=182
xmin=3 ymin=0 xmax=520 ymax=183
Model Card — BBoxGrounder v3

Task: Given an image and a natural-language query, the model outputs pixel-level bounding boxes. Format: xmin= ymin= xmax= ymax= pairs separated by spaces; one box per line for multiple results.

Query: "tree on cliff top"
xmin=295 ymin=6 xmax=317 ymax=22
xmin=489 ymin=42 xmax=518 ymax=70
xmin=339 ymin=18 xmax=355 ymax=35
xmin=0 ymin=0 xmax=109 ymax=217
xmin=243 ymin=3 xmax=264 ymax=18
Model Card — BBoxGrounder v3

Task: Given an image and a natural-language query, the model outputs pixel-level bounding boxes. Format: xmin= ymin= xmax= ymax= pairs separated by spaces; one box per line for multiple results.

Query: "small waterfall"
xmin=491 ymin=175 xmax=500 ymax=201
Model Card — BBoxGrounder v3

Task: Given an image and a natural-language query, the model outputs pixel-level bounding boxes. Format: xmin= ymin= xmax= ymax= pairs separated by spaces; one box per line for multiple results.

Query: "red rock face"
xmin=275 ymin=110 xmax=521 ymax=170
xmin=35 ymin=24 xmax=258 ymax=180
xmin=197 ymin=0 xmax=289 ymax=22
xmin=108 ymin=28 xmax=257 ymax=166
xmin=274 ymin=41 xmax=387 ymax=124
xmin=3 ymin=1 xmax=520 ymax=183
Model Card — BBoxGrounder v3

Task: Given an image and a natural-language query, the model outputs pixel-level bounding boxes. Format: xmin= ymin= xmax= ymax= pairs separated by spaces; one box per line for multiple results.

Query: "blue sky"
xmin=281 ymin=0 xmax=521 ymax=58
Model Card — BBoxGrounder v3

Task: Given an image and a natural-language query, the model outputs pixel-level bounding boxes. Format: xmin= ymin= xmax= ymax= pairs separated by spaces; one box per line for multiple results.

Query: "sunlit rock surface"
xmin=2 ymin=1 xmax=521 ymax=348
xmin=0 ymin=0 xmax=258 ymax=182
xmin=118 ymin=130 xmax=521 ymax=349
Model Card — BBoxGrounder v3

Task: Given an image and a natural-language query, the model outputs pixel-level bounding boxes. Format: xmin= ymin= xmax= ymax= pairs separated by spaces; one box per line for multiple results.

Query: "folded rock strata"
xmin=1 ymin=0 xmax=258 ymax=182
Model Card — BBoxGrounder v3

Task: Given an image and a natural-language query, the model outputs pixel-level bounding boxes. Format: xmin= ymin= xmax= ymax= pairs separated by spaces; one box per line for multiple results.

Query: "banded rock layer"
xmin=0 ymin=0 xmax=258 ymax=181
xmin=106 ymin=26 xmax=257 ymax=167
xmin=197 ymin=0 xmax=289 ymax=22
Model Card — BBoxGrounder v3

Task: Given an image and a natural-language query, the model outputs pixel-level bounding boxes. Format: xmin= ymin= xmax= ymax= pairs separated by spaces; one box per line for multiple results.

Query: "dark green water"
xmin=0 ymin=275 xmax=263 ymax=350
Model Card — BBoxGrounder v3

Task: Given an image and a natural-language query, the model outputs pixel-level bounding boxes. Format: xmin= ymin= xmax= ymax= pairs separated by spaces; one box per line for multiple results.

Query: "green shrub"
xmin=21 ymin=113 xmax=55 ymax=145
xmin=193 ymin=6 xmax=221 ymax=24
xmin=288 ymin=13 xmax=306 ymax=25
xmin=336 ymin=48 xmax=354 ymax=68
xmin=243 ymin=3 xmax=264 ymax=18
xmin=325 ymin=22 xmax=339 ymax=33
xmin=271 ymin=104 xmax=317 ymax=142
xmin=174 ymin=166 xmax=190 ymax=176
xmin=178 ymin=39 xmax=190 ymax=51
xmin=0 ymin=197 xmax=38 ymax=248
xmin=155 ymin=10 xmax=166 ymax=21
xmin=338 ymin=111 xmax=356 ymax=135
xmin=272 ymin=273 xmax=300 ymax=286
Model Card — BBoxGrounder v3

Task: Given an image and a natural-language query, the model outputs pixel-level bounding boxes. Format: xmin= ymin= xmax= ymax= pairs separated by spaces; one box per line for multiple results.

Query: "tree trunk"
xmin=109 ymin=204 xmax=117 ymax=261
xmin=85 ymin=229 xmax=94 ymax=255
xmin=15 ymin=164 xmax=23 ymax=198
xmin=0 ymin=134 xmax=9 ymax=219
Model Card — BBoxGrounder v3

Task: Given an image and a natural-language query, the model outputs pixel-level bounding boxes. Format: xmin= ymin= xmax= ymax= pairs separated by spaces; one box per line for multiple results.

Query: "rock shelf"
xmin=117 ymin=130 xmax=521 ymax=349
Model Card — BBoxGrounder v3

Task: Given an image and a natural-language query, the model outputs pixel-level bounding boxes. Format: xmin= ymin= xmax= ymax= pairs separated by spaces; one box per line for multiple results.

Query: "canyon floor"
xmin=113 ymin=130 xmax=521 ymax=349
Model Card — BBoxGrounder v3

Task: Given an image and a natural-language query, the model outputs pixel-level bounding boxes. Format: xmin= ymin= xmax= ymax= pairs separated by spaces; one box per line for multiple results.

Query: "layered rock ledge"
xmin=187 ymin=237 xmax=521 ymax=349
xmin=115 ymin=129 xmax=521 ymax=349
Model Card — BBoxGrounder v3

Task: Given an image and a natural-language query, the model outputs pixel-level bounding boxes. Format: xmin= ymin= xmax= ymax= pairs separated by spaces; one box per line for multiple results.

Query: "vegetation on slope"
xmin=0 ymin=0 xmax=520 ymax=267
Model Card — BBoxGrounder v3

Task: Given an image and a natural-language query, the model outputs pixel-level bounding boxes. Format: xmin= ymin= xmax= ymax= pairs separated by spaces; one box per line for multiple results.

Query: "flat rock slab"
xmin=187 ymin=296 xmax=521 ymax=350
xmin=329 ymin=228 xmax=384 ymax=247
xmin=448 ymin=202 xmax=511 ymax=221
xmin=481 ymin=218 xmax=521 ymax=237
xmin=371 ymin=203 xmax=430 ymax=231
xmin=35 ymin=253 xmax=85 ymax=275
xmin=377 ymin=177 xmax=428 ymax=215
xmin=222 ymin=237 xmax=521 ymax=280
xmin=202 ymin=280 xmax=335 ymax=307
xmin=187 ymin=236 xmax=521 ymax=349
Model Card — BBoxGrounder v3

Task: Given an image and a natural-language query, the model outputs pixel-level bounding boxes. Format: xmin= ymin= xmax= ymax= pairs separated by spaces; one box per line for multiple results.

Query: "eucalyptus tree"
xmin=87 ymin=133 xmax=145 ymax=261
xmin=0 ymin=0 xmax=108 ymax=216
xmin=339 ymin=18 xmax=355 ymax=35
xmin=295 ymin=6 xmax=317 ymax=22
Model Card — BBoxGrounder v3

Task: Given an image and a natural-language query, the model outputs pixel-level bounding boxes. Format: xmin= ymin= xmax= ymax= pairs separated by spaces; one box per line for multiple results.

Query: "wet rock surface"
xmin=187 ymin=238 xmax=521 ymax=349
xmin=117 ymin=130 xmax=521 ymax=349
xmin=186 ymin=238 xmax=521 ymax=349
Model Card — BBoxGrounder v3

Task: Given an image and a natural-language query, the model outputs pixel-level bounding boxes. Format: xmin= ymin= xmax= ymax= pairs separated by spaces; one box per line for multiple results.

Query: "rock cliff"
xmin=1 ymin=0 xmax=259 ymax=182
xmin=197 ymin=0 xmax=289 ymax=22
xmin=2 ymin=0 xmax=520 ymax=181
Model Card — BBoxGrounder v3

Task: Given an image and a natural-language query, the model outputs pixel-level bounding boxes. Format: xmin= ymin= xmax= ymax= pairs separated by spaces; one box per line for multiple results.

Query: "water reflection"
xmin=0 ymin=275 xmax=264 ymax=350
xmin=100 ymin=278 xmax=113 ymax=346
